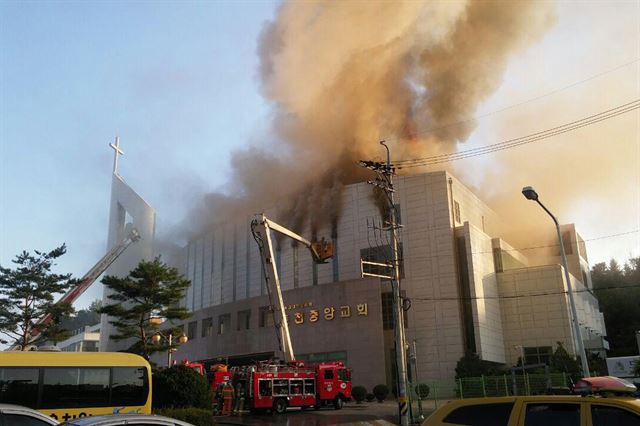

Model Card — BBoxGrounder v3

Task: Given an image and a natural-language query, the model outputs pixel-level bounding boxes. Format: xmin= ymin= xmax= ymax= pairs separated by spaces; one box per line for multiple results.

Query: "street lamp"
xmin=152 ymin=329 xmax=188 ymax=367
xmin=521 ymin=186 xmax=590 ymax=377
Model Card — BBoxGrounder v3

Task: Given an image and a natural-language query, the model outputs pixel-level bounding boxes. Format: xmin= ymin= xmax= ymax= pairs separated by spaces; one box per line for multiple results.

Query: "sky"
xmin=1 ymin=0 xmax=639 ymax=312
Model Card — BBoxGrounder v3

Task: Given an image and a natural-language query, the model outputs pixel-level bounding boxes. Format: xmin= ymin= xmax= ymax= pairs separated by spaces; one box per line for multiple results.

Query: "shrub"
xmin=415 ymin=383 xmax=430 ymax=399
xmin=352 ymin=386 xmax=367 ymax=403
xmin=152 ymin=365 xmax=212 ymax=409
xmin=154 ymin=408 xmax=215 ymax=426
xmin=373 ymin=384 xmax=389 ymax=402
xmin=365 ymin=393 xmax=375 ymax=402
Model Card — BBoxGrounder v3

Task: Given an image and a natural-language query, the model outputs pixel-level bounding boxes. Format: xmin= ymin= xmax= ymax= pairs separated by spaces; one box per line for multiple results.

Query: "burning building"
xmin=158 ymin=170 xmax=607 ymax=390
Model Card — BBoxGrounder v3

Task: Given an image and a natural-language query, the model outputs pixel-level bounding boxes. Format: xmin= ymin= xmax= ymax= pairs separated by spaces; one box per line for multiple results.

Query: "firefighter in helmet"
xmin=221 ymin=381 xmax=235 ymax=416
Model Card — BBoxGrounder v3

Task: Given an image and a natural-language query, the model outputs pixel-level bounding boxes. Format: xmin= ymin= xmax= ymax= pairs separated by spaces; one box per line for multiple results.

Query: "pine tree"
xmin=0 ymin=245 xmax=75 ymax=349
xmin=99 ymin=257 xmax=190 ymax=360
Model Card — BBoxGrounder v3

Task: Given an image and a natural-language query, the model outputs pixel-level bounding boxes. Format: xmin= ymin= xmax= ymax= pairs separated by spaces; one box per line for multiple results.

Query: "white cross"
xmin=109 ymin=136 xmax=124 ymax=175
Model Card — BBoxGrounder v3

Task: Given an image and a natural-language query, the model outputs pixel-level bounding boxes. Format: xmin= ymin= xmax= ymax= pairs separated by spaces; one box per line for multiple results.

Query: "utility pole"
xmin=359 ymin=141 xmax=410 ymax=426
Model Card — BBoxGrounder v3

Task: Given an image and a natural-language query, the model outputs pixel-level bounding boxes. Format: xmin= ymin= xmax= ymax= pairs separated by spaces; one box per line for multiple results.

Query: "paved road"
xmin=215 ymin=402 xmax=401 ymax=425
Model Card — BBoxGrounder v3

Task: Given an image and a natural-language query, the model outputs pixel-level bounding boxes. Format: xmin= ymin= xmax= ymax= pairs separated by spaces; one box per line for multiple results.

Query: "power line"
xmin=385 ymin=58 xmax=640 ymax=143
xmin=400 ymin=229 xmax=640 ymax=261
xmin=393 ymin=99 xmax=640 ymax=169
xmin=412 ymin=283 xmax=640 ymax=302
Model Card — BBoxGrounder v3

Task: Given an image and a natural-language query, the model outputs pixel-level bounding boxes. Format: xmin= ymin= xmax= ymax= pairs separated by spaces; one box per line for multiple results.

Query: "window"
xmin=443 ymin=403 xmax=514 ymax=426
xmin=289 ymin=379 xmax=303 ymax=395
xmin=258 ymin=380 xmax=272 ymax=397
xmin=273 ymin=379 xmax=288 ymax=395
xmin=187 ymin=321 xmax=197 ymax=339
xmin=454 ymin=200 xmax=461 ymax=224
xmin=591 ymin=405 xmax=640 ymax=426
xmin=237 ymin=310 xmax=251 ymax=331
xmin=338 ymin=369 xmax=348 ymax=381
xmin=0 ymin=368 xmax=39 ymax=407
xmin=524 ymin=346 xmax=552 ymax=365
xmin=2 ymin=415 xmax=53 ymax=426
xmin=381 ymin=292 xmax=408 ymax=330
xmin=218 ymin=314 xmax=230 ymax=335
xmin=259 ymin=306 xmax=273 ymax=328
xmin=324 ymin=369 xmax=334 ymax=380
xmin=41 ymin=368 xmax=110 ymax=408
xmin=303 ymin=379 xmax=315 ymax=395
xmin=524 ymin=403 xmax=580 ymax=426
xmin=297 ymin=351 xmax=347 ymax=364
xmin=111 ymin=367 xmax=148 ymax=406
xmin=202 ymin=318 xmax=213 ymax=338
xmin=360 ymin=244 xmax=404 ymax=279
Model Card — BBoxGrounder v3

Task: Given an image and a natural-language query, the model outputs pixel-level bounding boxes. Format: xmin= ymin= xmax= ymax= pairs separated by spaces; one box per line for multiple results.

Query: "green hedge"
xmin=154 ymin=408 xmax=215 ymax=426
xmin=152 ymin=365 xmax=212 ymax=409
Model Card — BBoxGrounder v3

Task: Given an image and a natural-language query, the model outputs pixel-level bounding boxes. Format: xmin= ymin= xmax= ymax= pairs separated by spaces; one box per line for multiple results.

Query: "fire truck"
xmin=189 ymin=215 xmax=352 ymax=414
xmin=235 ymin=360 xmax=351 ymax=413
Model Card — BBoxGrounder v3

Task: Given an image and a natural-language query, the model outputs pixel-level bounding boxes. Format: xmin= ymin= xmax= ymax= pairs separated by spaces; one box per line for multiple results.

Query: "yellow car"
xmin=423 ymin=377 xmax=640 ymax=426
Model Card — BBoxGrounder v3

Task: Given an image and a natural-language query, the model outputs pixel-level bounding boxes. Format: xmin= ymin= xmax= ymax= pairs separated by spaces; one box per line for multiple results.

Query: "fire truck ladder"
xmin=250 ymin=214 xmax=333 ymax=362
xmin=29 ymin=227 xmax=141 ymax=341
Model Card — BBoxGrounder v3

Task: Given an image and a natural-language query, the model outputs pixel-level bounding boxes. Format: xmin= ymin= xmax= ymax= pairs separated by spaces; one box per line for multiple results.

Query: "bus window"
xmin=324 ymin=369 xmax=334 ymax=380
xmin=112 ymin=367 xmax=148 ymax=406
xmin=41 ymin=368 xmax=110 ymax=409
xmin=338 ymin=369 xmax=348 ymax=381
xmin=303 ymin=379 xmax=315 ymax=395
xmin=0 ymin=368 xmax=39 ymax=407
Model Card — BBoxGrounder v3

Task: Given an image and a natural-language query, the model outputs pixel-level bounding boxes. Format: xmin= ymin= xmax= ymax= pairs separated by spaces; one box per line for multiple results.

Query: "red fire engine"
xmin=188 ymin=216 xmax=353 ymax=414
xmin=208 ymin=360 xmax=351 ymax=413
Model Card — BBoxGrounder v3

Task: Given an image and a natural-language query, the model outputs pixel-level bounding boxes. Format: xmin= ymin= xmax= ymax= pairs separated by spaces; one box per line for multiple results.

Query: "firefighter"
xmin=221 ymin=382 xmax=235 ymax=415
xmin=233 ymin=382 xmax=245 ymax=415
xmin=213 ymin=383 xmax=224 ymax=415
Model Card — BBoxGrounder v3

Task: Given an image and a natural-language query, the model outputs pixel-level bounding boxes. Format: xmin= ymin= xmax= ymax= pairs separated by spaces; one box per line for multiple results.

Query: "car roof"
xmin=0 ymin=404 xmax=58 ymax=425
xmin=439 ymin=394 xmax=640 ymax=410
xmin=65 ymin=414 xmax=194 ymax=426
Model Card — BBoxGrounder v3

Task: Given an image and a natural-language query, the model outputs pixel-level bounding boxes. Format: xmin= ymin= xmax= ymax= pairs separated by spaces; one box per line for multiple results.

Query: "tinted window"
xmin=338 ymin=369 xmax=348 ymax=381
xmin=112 ymin=367 xmax=149 ymax=406
xmin=592 ymin=404 xmax=640 ymax=426
xmin=324 ymin=369 xmax=334 ymax=380
xmin=443 ymin=403 xmax=514 ymax=426
xmin=2 ymin=414 xmax=52 ymax=426
xmin=0 ymin=368 xmax=39 ymax=408
xmin=524 ymin=403 xmax=580 ymax=426
xmin=41 ymin=368 xmax=109 ymax=408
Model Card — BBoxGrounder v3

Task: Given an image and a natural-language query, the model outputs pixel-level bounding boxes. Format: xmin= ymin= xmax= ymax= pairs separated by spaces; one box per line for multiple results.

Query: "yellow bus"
xmin=0 ymin=352 xmax=152 ymax=421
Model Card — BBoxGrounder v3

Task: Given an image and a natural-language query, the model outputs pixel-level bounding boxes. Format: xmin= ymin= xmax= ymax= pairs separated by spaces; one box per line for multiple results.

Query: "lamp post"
xmin=150 ymin=322 xmax=188 ymax=367
xmin=521 ymin=186 xmax=590 ymax=377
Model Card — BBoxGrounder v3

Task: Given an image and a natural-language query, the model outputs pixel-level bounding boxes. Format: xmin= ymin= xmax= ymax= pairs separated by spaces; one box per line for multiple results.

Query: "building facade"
xmin=155 ymin=171 xmax=606 ymax=388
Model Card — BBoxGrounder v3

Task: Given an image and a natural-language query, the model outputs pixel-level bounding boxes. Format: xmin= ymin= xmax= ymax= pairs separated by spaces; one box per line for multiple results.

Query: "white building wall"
xmin=464 ymin=222 xmax=506 ymax=363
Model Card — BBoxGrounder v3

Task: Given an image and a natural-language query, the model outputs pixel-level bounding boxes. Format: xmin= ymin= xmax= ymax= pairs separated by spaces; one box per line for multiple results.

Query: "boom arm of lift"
xmin=250 ymin=214 xmax=333 ymax=362
xmin=30 ymin=228 xmax=142 ymax=339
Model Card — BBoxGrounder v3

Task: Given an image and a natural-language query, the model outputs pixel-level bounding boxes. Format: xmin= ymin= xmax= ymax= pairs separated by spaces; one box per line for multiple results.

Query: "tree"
xmin=548 ymin=342 xmax=581 ymax=382
xmin=455 ymin=352 xmax=501 ymax=379
xmin=99 ymin=257 xmax=190 ymax=360
xmin=60 ymin=299 xmax=102 ymax=332
xmin=152 ymin=365 xmax=212 ymax=409
xmin=0 ymin=245 xmax=75 ymax=349
xmin=592 ymin=257 xmax=640 ymax=356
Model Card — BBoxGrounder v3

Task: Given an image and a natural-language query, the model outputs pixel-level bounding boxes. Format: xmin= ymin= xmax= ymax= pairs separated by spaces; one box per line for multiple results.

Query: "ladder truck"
xmin=27 ymin=227 xmax=141 ymax=343
xmin=202 ymin=215 xmax=351 ymax=414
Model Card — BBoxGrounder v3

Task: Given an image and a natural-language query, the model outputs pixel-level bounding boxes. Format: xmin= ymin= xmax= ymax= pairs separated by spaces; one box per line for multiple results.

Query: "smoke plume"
xmin=184 ymin=0 xmax=555 ymax=237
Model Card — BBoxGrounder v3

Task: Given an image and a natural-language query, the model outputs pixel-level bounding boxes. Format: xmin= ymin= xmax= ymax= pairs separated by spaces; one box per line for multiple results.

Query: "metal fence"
xmin=406 ymin=373 xmax=570 ymax=417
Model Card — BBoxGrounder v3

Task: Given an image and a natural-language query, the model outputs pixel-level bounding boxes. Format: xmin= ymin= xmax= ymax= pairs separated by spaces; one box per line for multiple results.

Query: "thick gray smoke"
xmin=183 ymin=0 xmax=555 ymax=237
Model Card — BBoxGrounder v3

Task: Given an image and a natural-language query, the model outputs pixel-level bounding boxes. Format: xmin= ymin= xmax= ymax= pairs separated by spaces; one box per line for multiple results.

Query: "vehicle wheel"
xmin=333 ymin=396 xmax=343 ymax=410
xmin=314 ymin=401 xmax=321 ymax=410
xmin=273 ymin=398 xmax=288 ymax=414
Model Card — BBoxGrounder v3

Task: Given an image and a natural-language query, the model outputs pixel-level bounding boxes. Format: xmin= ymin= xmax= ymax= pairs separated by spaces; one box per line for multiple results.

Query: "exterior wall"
xmin=155 ymin=278 xmax=385 ymax=390
xmin=57 ymin=324 xmax=101 ymax=352
xmin=100 ymin=174 xmax=155 ymax=352
xmin=173 ymin=170 xmax=607 ymax=383
xmin=462 ymin=222 xmax=505 ymax=363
